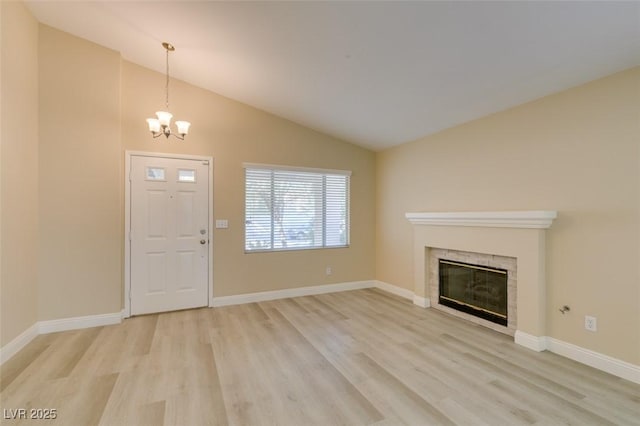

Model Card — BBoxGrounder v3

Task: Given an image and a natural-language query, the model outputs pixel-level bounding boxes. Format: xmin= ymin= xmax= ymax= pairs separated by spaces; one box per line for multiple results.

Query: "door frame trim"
xmin=124 ymin=150 xmax=214 ymax=318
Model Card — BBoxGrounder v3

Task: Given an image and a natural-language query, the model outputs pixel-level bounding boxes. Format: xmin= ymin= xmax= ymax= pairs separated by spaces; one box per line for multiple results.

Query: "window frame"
xmin=243 ymin=163 xmax=351 ymax=253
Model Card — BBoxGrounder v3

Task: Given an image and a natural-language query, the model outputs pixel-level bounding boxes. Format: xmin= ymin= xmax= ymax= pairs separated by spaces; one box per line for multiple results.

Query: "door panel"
xmin=176 ymin=250 xmax=195 ymax=290
xmin=147 ymin=190 xmax=168 ymax=237
xmin=130 ymin=156 xmax=209 ymax=315
xmin=176 ymin=191 xmax=195 ymax=237
xmin=147 ymin=252 xmax=168 ymax=293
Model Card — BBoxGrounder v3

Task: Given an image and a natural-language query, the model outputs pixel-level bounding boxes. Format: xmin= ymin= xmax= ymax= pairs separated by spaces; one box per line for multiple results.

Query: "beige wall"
xmin=0 ymin=2 xmax=39 ymax=346
xmin=38 ymin=26 xmax=122 ymax=320
xmin=0 ymin=20 xmax=374 ymax=347
xmin=122 ymin=61 xmax=376 ymax=296
xmin=376 ymin=68 xmax=640 ymax=364
xmin=31 ymin=25 xmax=374 ymax=326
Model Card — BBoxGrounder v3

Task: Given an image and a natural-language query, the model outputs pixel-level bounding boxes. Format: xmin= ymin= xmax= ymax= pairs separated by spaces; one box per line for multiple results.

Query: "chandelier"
xmin=146 ymin=42 xmax=191 ymax=140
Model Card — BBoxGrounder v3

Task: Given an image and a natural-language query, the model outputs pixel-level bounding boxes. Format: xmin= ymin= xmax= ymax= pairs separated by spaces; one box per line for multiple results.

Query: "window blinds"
xmin=245 ymin=165 xmax=350 ymax=252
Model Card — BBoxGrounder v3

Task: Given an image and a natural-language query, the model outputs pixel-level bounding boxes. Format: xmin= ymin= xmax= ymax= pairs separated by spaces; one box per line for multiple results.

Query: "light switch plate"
xmin=215 ymin=219 xmax=229 ymax=229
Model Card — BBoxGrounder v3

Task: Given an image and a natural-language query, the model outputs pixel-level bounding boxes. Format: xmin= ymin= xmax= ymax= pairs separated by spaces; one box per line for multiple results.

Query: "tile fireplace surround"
xmin=405 ymin=211 xmax=557 ymax=351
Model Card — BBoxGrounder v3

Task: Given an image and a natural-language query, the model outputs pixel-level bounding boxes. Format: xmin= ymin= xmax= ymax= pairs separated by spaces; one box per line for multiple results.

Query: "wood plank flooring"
xmin=1 ymin=289 xmax=639 ymax=425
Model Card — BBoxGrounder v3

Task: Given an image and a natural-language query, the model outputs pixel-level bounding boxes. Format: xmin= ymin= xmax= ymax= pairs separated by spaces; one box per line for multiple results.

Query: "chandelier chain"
xmin=165 ymin=47 xmax=170 ymax=110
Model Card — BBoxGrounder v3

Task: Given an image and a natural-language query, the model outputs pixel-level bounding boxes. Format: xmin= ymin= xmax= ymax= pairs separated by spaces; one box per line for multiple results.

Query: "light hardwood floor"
xmin=1 ymin=289 xmax=639 ymax=425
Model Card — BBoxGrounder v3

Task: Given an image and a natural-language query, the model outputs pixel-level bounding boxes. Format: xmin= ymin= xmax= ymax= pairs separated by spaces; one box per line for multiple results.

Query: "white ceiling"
xmin=26 ymin=1 xmax=640 ymax=151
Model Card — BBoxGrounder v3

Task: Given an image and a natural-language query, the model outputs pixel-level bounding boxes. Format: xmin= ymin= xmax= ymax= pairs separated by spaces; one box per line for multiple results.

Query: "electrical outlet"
xmin=325 ymin=266 xmax=332 ymax=276
xmin=585 ymin=315 xmax=597 ymax=332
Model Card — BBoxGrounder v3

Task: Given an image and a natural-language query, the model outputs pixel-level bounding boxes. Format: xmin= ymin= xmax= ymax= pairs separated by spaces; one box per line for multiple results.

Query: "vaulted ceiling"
xmin=26 ymin=1 xmax=640 ymax=151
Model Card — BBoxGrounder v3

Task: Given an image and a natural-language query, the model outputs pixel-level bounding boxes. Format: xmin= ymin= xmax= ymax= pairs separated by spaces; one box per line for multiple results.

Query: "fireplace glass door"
xmin=439 ymin=259 xmax=507 ymax=326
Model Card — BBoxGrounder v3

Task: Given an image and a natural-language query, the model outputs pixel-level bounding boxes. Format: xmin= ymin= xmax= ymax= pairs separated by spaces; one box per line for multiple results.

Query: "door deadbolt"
xmin=200 ymin=239 xmax=206 ymax=245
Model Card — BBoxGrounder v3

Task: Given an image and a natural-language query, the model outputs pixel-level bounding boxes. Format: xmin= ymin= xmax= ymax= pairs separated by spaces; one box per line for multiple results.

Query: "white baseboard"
xmin=0 ymin=323 xmax=39 ymax=365
xmin=514 ymin=331 xmax=639 ymax=384
xmin=373 ymin=280 xmax=414 ymax=301
xmin=1 ymin=311 xmax=124 ymax=365
xmin=546 ymin=337 xmax=640 ymax=385
xmin=212 ymin=279 xmax=429 ymax=309
xmin=514 ymin=330 xmax=547 ymax=352
xmin=212 ymin=281 xmax=374 ymax=307
xmin=412 ymin=295 xmax=431 ymax=308
xmin=38 ymin=310 xmax=124 ymax=334
xmin=372 ymin=280 xmax=430 ymax=308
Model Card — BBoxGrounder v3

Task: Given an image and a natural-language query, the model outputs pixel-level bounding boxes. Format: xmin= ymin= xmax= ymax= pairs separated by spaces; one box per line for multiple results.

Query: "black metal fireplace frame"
xmin=438 ymin=259 xmax=508 ymax=326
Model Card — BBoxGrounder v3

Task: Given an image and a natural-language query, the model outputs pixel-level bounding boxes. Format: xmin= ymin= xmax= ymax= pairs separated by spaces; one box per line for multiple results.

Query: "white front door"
xmin=130 ymin=155 xmax=210 ymax=315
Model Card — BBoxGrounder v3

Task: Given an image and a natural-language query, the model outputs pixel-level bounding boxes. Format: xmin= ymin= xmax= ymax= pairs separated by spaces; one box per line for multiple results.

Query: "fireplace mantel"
xmin=405 ymin=210 xmax=557 ymax=229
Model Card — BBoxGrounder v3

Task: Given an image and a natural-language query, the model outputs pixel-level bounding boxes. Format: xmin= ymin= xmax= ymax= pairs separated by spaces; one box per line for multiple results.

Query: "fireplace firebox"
xmin=439 ymin=259 xmax=507 ymax=326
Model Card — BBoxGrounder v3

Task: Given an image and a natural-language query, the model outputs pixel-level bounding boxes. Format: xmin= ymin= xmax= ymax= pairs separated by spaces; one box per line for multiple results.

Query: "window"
xmin=146 ymin=167 xmax=165 ymax=181
xmin=177 ymin=169 xmax=196 ymax=182
xmin=245 ymin=164 xmax=350 ymax=252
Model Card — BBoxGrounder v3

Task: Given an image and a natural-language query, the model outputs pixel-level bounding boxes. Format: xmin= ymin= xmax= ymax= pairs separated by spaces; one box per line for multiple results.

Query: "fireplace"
xmin=405 ymin=210 xmax=557 ymax=349
xmin=439 ymin=259 xmax=508 ymax=326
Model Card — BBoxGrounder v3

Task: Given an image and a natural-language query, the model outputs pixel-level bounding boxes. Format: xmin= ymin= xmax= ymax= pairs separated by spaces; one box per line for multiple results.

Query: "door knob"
xmin=200 ymin=239 xmax=206 ymax=245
